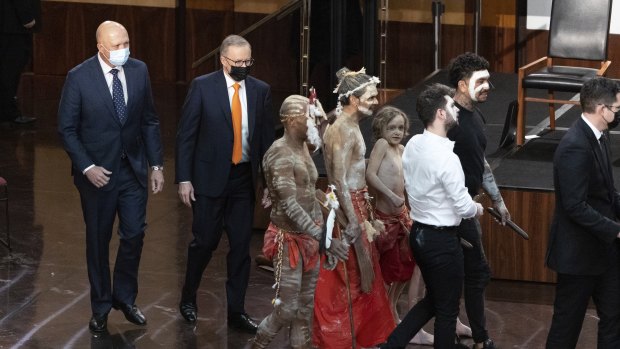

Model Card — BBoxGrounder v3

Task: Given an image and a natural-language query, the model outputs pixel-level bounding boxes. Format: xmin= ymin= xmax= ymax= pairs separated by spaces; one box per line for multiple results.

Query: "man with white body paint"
xmin=313 ymin=67 xmax=396 ymax=349
xmin=447 ymin=52 xmax=511 ymax=349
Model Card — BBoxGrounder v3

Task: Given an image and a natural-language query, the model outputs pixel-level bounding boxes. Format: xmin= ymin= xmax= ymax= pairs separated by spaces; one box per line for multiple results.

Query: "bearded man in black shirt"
xmin=446 ymin=52 xmax=511 ymax=349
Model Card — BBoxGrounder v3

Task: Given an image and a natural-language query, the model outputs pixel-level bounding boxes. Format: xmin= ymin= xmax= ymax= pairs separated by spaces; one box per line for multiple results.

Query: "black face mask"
xmin=229 ymin=66 xmax=251 ymax=82
xmin=608 ymin=111 xmax=620 ymax=129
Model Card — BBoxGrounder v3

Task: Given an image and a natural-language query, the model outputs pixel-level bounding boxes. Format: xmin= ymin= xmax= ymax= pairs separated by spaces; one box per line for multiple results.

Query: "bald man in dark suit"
xmin=58 ymin=21 xmax=164 ymax=334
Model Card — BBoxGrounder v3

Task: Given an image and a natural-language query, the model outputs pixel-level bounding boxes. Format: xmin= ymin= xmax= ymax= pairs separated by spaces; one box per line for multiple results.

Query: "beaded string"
xmin=271 ymin=229 xmax=284 ymax=306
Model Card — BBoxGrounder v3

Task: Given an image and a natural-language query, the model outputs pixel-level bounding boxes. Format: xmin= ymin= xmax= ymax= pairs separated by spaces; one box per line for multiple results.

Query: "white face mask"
xmin=468 ymin=70 xmax=490 ymax=102
xmin=104 ymin=46 xmax=130 ymax=66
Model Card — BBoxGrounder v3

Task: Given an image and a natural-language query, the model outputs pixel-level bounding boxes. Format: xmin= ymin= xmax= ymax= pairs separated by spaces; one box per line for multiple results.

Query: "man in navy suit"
xmin=176 ymin=34 xmax=274 ymax=333
xmin=58 ymin=21 xmax=164 ymax=334
xmin=546 ymin=77 xmax=620 ymax=348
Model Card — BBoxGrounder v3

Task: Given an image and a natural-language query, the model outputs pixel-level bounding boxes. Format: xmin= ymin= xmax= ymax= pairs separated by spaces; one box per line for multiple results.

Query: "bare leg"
xmin=388 ymin=281 xmax=408 ymax=323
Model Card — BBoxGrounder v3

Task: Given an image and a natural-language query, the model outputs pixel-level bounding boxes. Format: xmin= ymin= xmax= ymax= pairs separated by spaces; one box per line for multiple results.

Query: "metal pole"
xmin=474 ymin=0 xmax=481 ymax=54
xmin=299 ymin=0 xmax=311 ymax=95
xmin=363 ymin=0 xmax=378 ymax=76
xmin=432 ymin=1 xmax=444 ymax=71
xmin=330 ymin=0 xmax=346 ymax=108
xmin=379 ymin=0 xmax=388 ymax=89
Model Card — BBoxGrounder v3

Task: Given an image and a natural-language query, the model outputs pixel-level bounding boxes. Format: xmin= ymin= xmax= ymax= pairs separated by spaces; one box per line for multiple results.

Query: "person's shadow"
xmin=90 ymin=329 xmax=148 ymax=349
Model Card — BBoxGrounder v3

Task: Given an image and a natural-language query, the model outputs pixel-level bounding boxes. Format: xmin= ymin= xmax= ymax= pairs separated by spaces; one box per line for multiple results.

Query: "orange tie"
xmin=231 ymin=83 xmax=242 ymax=164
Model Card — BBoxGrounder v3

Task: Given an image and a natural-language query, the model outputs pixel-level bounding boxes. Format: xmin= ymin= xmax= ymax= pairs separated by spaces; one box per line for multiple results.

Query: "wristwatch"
xmin=151 ymin=165 xmax=164 ymax=171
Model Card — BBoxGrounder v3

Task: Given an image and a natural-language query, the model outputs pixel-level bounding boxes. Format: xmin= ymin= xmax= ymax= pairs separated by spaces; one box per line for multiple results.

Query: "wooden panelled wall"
xmin=36 ymin=1 xmax=620 ymax=88
xmin=479 ymin=189 xmax=557 ymax=283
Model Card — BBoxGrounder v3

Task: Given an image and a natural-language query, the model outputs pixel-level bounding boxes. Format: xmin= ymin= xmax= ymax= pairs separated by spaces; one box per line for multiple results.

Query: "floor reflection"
xmin=0 ymin=76 xmax=599 ymax=348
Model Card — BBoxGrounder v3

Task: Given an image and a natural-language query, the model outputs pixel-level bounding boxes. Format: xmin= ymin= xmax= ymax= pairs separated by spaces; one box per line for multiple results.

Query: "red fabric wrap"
xmin=262 ymin=222 xmax=319 ymax=272
xmin=312 ymin=189 xmax=395 ymax=348
xmin=374 ymin=207 xmax=416 ymax=283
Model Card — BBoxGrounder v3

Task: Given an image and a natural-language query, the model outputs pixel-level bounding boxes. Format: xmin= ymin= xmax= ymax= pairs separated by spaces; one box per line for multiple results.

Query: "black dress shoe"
xmin=112 ymin=302 xmax=147 ymax=325
xmin=473 ymin=339 xmax=498 ymax=349
xmin=228 ymin=313 xmax=258 ymax=334
xmin=89 ymin=313 xmax=108 ymax=333
xmin=179 ymin=302 xmax=197 ymax=323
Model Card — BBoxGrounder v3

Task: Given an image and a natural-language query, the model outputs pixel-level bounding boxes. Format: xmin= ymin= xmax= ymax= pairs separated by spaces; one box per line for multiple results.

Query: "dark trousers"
xmin=181 ymin=163 xmax=254 ymax=315
xmin=76 ymin=160 xmax=147 ymax=315
xmin=546 ymin=267 xmax=620 ymax=349
xmin=0 ymin=33 xmax=32 ymax=121
xmin=458 ymin=218 xmax=491 ymax=343
xmin=381 ymin=223 xmax=464 ymax=349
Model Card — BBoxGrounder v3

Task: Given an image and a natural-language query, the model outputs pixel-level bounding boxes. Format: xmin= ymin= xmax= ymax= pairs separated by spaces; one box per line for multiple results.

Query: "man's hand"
xmin=85 ymin=166 xmax=112 ymax=188
xmin=475 ymin=203 xmax=484 ymax=217
xmin=178 ymin=182 xmax=195 ymax=207
xmin=327 ymin=238 xmax=349 ymax=261
xmin=150 ymin=170 xmax=164 ymax=194
xmin=493 ymin=199 xmax=511 ymax=225
xmin=261 ymin=187 xmax=272 ymax=208
xmin=344 ymin=221 xmax=361 ymax=243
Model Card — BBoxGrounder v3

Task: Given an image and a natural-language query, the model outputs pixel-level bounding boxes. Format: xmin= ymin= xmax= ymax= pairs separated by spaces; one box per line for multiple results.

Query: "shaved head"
xmin=96 ymin=21 xmax=130 ymax=67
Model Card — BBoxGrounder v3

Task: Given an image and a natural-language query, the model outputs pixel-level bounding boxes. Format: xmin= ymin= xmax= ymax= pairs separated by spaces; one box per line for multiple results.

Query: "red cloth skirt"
xmin=312 ymin=189 xmax=396 ymax=348
xmin=374 ymin=207 xmax=415 ymax=283
xmin=262 ymin=222 xmax=319 ymax=272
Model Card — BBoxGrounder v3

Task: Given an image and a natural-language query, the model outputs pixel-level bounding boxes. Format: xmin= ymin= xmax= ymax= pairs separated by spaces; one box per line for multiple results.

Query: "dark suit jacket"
xmin=0 ymin=0 xmax=41 ymax=33
xmin=546 ymin=118 xmax=620 ymax=275
xmin=58 ymin=55 xmax=163 ymax=191
xmin=175 ymin=70 xmax=274 ymax=197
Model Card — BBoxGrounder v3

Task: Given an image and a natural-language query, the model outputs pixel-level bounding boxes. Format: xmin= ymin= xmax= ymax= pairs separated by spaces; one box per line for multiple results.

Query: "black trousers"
xmin=76 ymin=159 xmax=147 ymax=315
xmin=181 ymin=163 xmax=255 ymax=315
xmin=381 ymin=223 xmax=464 ymax=349
xmin=546 ymin=266 xmax=620 ymax=349
xmin=458 ymin=217 xmax=491 ymax=343
xmin=0 ymin=33 xmax=32 ymax=121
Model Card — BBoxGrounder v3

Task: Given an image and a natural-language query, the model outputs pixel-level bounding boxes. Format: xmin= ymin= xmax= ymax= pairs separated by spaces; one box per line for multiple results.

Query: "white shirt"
xmin=402 ymin=130 xmax=478 ymax=226
xmin=224 ymin=71 xmax=249 ymax=163
xmin=581 ymin=114 xmax=603 ymax=141
xmin=97 ymin=53 xmax=128 ymax=104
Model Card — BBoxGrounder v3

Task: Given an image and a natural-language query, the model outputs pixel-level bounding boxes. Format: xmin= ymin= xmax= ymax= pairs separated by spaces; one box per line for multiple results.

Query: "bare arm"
xmin=325 ymin=129 xmax=360 ymax=241
xmin=366 ymin=139 xmax=404 ymax=208
xmin=481 ymin=158 xmax=511 ymax=224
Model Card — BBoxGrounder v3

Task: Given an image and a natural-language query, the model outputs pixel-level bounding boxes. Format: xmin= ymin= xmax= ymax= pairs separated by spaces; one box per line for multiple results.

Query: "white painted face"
xmin=444 ymin=95 xmax=460 ymax=126
xmin=357 ymin=85 xmax=379 ymax=116
xmin=468 ymin=70 xmax=490 ymax=102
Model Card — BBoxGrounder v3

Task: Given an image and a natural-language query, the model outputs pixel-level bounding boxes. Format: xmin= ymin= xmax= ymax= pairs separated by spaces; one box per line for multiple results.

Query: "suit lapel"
xmin=579 ymin=119 xmax=614 ymax=195
xmin=245 ymin=77 xmax=257 ymax=141
xmin=89 ymin=55 xmax=120 ymax=125
xmin=215 ymin=71 xmax=233 ymax=131
xmin=124 ymin=61 xmax=136 ymax=123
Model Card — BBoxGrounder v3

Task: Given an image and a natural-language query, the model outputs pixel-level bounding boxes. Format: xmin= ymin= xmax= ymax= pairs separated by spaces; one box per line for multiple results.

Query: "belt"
xmin=414 ymin=221 xmax=458 ymax=231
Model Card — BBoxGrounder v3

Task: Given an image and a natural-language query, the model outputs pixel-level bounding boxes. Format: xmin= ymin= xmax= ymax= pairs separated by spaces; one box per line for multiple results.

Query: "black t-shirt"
xmin=447 ymin=102 xmax=487 ymax=197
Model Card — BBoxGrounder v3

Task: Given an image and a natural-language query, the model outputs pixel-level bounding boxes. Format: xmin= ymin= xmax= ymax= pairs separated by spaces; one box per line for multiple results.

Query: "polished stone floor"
xmin=0 ymin=76 xmax=601 ymax=348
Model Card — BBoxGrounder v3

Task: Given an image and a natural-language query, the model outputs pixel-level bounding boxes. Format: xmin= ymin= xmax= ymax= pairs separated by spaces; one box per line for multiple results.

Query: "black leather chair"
xmin=516 ymin=0 xmax=612 ymax=146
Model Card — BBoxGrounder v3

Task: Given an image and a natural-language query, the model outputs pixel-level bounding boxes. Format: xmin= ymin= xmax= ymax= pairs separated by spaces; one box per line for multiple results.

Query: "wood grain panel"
xmin=35 ymin=2 xmax=176 ymax=81
xmin=480 ymin=189 xmax=557 ymax=283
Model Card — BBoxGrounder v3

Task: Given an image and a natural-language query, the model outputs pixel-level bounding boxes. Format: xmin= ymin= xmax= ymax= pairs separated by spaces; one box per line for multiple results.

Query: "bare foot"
xmin=456 ymin=317 xmax=472 ymax=337
xmin=409 ymin=329 xmax=434 ymax=346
